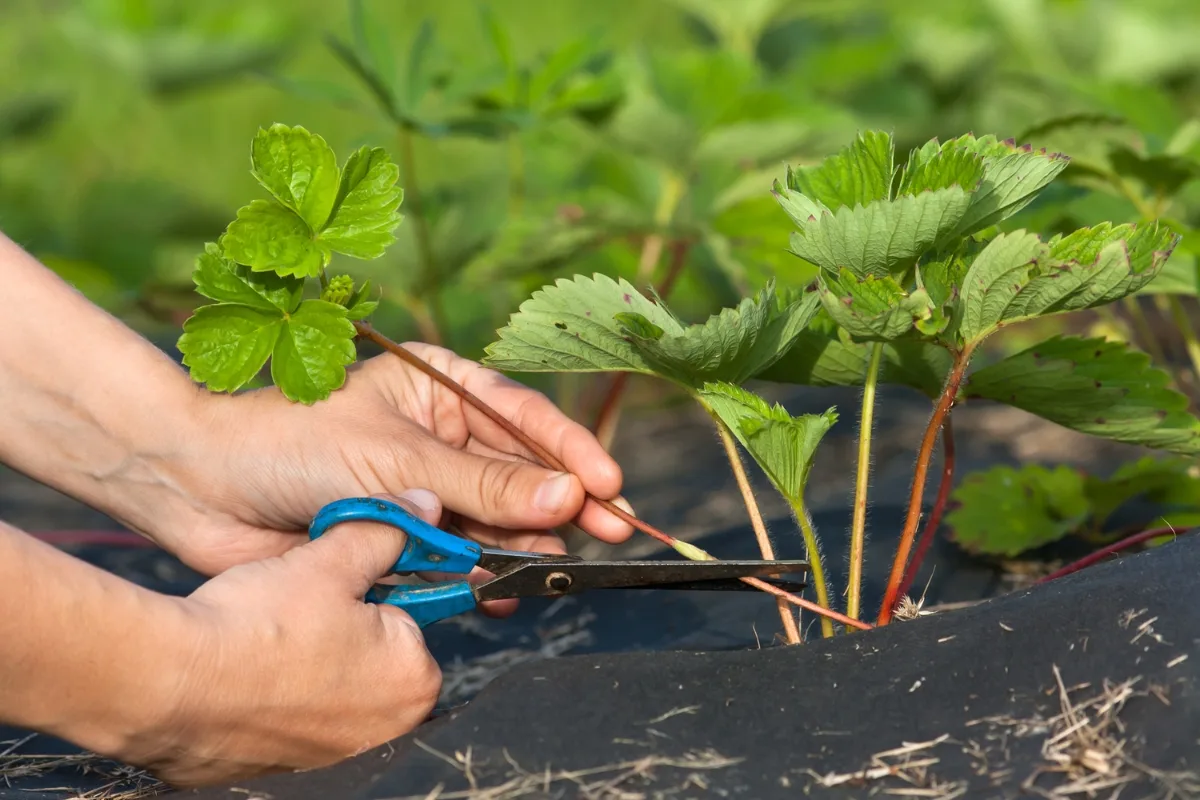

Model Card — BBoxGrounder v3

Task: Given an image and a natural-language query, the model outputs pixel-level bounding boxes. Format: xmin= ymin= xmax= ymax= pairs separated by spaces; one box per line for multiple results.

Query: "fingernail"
xmin=614 ymin=496 xmax=636 ymax=517
xmin=534 ymin=472 xmax=573 ymax=514
xmin=399 ymin=488 xmax=440 ymax=518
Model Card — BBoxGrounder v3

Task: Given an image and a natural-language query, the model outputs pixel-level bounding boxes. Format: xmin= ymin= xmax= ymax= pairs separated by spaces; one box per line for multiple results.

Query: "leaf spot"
xmin=554 ymin=322 xmax=568 ymax=330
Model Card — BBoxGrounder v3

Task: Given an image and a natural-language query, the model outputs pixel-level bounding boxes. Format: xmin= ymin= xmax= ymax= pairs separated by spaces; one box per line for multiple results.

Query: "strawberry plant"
xmin=177 ymin=120 xmax=1200 ymax=642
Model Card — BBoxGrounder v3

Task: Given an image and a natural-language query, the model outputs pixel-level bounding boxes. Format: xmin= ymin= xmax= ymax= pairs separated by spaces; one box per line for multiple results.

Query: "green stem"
xmin=791 ymin=500 xmax=835 ymax=640
xmin=396 ymin=125 xmax=445 ymax=346
xmin=709 ymin=412 xmax=802 ymax=644
xmin=1167 ymin=295 xmax=1200 ymax=388
xmin=507 ymin=134 xmax=526 ymax=217
xmin=846 ymin=342 xmax=883 ymax=627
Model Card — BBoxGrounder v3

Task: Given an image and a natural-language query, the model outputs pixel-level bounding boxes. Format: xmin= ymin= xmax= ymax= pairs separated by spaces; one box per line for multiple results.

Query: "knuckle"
xmin=477 ymin=458 xmax=527 ymax=509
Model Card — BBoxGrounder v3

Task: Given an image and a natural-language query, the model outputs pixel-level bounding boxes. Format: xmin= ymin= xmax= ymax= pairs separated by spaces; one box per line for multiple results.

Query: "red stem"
xmin=877 ymin=346 xmax=973 ymax=626
xmin=353 ymin=321 xmax=872 ymax=632
xmin=592 ymin=239 xmax=691 ymax=445
xmin=1034 ymin=526 xmax=1185 ymax=584
xmin=895 ymin=417 xmax=956 ymax=603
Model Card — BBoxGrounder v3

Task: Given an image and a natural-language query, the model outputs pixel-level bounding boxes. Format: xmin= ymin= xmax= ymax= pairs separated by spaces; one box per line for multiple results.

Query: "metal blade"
xmin=475 ymin=559 xmax=810 ymax=601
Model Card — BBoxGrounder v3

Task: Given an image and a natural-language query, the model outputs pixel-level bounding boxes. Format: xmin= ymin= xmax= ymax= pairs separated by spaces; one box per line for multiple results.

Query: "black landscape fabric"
xmin=177 ymin=532 xmax=1200 ymax=800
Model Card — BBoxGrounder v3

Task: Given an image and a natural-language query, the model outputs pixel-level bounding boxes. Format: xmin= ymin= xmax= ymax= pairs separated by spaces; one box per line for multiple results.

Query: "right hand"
xmin=124 ymin=489 xmax=444 ymax=788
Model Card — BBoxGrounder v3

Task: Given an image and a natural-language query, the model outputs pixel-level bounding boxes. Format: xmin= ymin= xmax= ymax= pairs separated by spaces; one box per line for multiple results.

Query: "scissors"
xmin=309 ymin=497 xmax=811 ymax=628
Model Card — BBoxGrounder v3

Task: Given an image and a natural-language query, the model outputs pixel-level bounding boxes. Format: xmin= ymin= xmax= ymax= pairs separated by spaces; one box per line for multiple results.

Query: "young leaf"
xmin=783 ymin=130 xmax=894 ymax=211
xmin=756 ymin=312 xmax=952 ymax=398
xmin=946 ymin=464 xmax=1091 ymax=557
xmin=269 ymin=301 xmax=358 ymax=404
xmin=964 ymin=336 xmax=1200 ymax=456
xmin=223 ymin=199 xmax=329 ymax=278
xmin=1085 ymin=456 xmax=1200 ymax=532
xmin=178 ymin=305 xmax=284 ymax=393
xmin=192 ymin=241 xmax=303 ymax=312
xmin=817 ymin=269 xmax=937 ymax=341
xmin=250 ymin=123 xmax=340 ymax=231
xmin=896 ymin=146 xmax=985 ymax=196
xmin=321 ymin=146 xmax=405 ymax=259
xmin=1047 ymin=222 xmax=1180 ymax=305
xmin=697 ymin=382 xmax=838 ymax=507
xmin=786 ymin=188 xmax=973 ymax=279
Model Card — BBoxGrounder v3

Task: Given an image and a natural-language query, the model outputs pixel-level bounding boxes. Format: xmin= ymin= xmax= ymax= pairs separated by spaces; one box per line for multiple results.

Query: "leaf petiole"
xmin=846 ymin=341 xmax=883 ymax=627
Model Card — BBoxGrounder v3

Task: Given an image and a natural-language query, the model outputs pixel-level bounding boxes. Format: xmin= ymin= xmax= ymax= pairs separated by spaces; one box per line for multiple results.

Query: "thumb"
xmin=301 ymin=489 xmax=444 ymax=597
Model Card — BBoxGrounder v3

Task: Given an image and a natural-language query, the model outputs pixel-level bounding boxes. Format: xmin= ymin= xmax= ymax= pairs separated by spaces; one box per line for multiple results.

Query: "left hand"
xmin=155 ymin=343 xmax=635 ymax=616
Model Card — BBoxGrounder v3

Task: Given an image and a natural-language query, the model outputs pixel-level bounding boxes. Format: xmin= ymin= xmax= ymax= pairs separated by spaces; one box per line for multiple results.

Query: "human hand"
xmin=120 ymin=490 xmax=443 ymax=788
xmin=155 ymin=343 xmax=634 ymax=615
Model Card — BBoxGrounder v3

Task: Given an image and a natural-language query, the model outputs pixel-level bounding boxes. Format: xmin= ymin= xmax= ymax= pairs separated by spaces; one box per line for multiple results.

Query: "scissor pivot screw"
xmin=546 ymin=572 xmax=572 ymax=592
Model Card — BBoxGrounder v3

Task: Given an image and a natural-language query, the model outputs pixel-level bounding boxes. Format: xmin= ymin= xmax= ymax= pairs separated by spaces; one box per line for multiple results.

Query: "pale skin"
xmin=0 ymin=231 xmax=635 ymax=787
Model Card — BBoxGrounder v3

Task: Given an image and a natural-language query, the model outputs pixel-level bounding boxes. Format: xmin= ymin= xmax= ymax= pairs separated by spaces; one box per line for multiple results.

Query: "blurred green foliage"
xmin=4 ymin=0 xmax=1200 ymax=374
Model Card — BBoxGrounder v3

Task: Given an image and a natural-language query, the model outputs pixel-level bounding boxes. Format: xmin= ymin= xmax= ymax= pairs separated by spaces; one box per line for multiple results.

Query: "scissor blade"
xmin=475 ymin=559 xmax=809 ymax=601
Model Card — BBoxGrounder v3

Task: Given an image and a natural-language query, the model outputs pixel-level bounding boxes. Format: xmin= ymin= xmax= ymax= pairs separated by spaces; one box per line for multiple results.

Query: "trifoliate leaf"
xmin=783 ymin=130 xmax=894 ymax=212
xmin=946 ymin=464 xmax=1091 ymax=557
xmin=756 ymin=311 xmax=952 ymax=398
xmin=320 ymin=146 xmax=405 ymax=259
xmin=191 ymin=241 xmax=303 ymax=312
xmin=250 ymin=123 xmax=340 ymax=231
xmin=614 ymin=283 xmax=823 ymax=386
xmin=786 ymin=188 xmax=972 ymax=279
xmin=223 ymin=199 xmax=329 ymax=278
xmin=697 ymin=382 xmax=838 ymax=507
xmin=964 ymin=336 xmax=1200 ymax=456
xmin=269 ymin=300 xmax=358 ymax=405
xmin=178 ymin=304 xmax=284 ymax=392
xmin=483 ymin=275 xmax=822 ymax=389
xmin=896 ymin=146 xmax=985 ymax=196
xmin=817 ymin=269 xmax=937 ymax=341
xmin=958 ymin=226 xmax=1180 ymax=345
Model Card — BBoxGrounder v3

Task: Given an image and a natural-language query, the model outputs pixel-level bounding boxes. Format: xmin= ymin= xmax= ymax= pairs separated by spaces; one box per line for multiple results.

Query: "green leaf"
xmin=958 ymin=225 xmax=1181 ymax=345
xmin=249 ymin=124 xmax=340 ymax=231
xmin=756 ymin=312 xmax=953 ymax=398
xmin=483 ymin=275 xmax=821 ymax=388
xmin=782 ymin=130 xmax=894 ymax=211
xmin=614 ymin=282 xmax=823 ymax=386
xmin=223 ymin=199 xmax=328 ymax=278
xmin=320 ymin=146 xmax=405 ymax=259
xmin=964 ymin=336 xmax=1200 ymax=456
xmin=346 ymin=279 xmax=379 ymax=321
xmin=697 ymin=382 xmax=837 ymax=507
xmin=269 ymin=300 xmax=358 ymax=405
xmin=946 ymin=464 xmax=1091 ymax=557
xmin=1084 ymin=456 xmax=1200 ymax=532
xmin=817 ymin=269 xmax=937 ymax=341
xmin=1109 ymin=145 xmax=1200 ymax=198
xmin=177 ymin=304 xmax=284 ymax=392
xmin=953 ymin=148 xmax=1070 ymax=237
xmin=897 ymin=146 xmax=985 ymax=196
xmin=786 ymin=188 xmax=972 ymax=279
xmin=483 ymin=273 xmax=682 ymax=375
xmin=191 ymin=241 xmax=303 ymax=312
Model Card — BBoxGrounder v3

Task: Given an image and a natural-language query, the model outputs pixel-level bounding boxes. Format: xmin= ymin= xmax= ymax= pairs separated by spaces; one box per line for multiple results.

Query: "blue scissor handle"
xmin=308 ymin=497 xmax=482 ymax=627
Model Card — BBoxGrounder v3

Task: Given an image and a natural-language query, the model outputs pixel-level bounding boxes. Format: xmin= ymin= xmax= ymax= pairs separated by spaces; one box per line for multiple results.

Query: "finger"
xmin=463 ymin=438 xmax=635 ymax=544
xmin=453 ymin=516 xmax=567 ymax=619
xmin=300 ymin=489 xmax=443 ymax=597
xmin=406 ymin=437 xmax=589 ymax=531
xmin=416 ymin=352 xmax=624 ymax=503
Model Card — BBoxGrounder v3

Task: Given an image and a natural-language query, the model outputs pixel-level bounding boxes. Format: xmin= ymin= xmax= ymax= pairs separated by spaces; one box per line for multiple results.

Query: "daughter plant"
xmin=177 ymin=123 xmax=1196 ymax=642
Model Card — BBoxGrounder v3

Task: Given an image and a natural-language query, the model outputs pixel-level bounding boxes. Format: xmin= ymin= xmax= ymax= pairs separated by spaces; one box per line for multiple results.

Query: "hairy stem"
xmin=593 ymin=239 xmax=692 ymax=450
xmin=396 ymin=126 xmax=445 ymax=346
xmin=877 ymin=345 xmax=974 ymax=626
xmin=847 ymin=342 xmax=883 ymax=625
xmin=895 ymin=417 xmax=956 ymax=603
xmin=710 ymin=414 xmax=801 ymax=644
xmin=1035 ymin=526 xmax=1185 ymax=584
xmin=353 ymin=321 xmax=873 ymax=631
xmin=792 ymin=503 xmax=834 ymax=639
